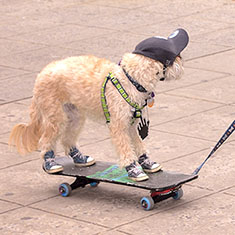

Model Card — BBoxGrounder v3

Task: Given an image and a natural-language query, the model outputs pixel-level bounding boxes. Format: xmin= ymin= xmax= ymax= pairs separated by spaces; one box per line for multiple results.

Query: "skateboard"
xmin=45 ymin=157 xmax=198 ymax=211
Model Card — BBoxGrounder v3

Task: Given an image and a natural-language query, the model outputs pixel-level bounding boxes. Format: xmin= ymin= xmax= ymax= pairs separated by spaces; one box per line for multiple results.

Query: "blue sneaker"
xmin=43 ymin=150 xmax=63 ymax=173
xmin=125 ymin=161 xmax=149 ymax=182
xmin=138 ymin=154 xmax=162 ymax=173
xmin=69 ymin=147 xmax=95 ymax=167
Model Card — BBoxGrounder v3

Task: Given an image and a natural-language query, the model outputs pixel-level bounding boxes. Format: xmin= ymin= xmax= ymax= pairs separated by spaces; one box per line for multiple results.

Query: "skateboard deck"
xmin=53 ymin=157 xmax=198 ymax=192
xmin=46 ymin=157 xmax=198 ymax=210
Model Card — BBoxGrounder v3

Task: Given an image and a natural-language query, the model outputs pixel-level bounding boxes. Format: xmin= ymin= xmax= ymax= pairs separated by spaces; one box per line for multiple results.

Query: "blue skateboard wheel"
xmin=140 ymin=196 xmax=155 ymax=211
xmin=90 ymin=182 xmax=99 ymax=187
xmin=59 ymin=183 xmax=72 ymax=197
xmin=173 ymin=188 xmax=183 ymax=200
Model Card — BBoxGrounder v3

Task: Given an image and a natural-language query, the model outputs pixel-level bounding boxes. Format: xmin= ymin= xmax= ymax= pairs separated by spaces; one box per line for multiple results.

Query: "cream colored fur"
xmin=9 ymin=53 xmax=183 ymax=167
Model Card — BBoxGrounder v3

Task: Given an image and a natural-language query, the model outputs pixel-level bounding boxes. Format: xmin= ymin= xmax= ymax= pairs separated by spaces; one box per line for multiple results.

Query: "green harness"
xmin=101 ymin=72 xmax=146 ymax=124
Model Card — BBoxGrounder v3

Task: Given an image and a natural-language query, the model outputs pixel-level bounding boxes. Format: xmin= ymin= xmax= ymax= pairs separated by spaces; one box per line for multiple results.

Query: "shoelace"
xmin=73 ymin=152 xmax=88 ymax=162
xmin=46 ymin=158 xmax=58 ymax=167
xmin=129 ymin=165 xmax=142 ymax=175
xmin=141 ymin=158 xmax=154 ymax=167
xmin=73 ymin=152 xmax=83 ymax=159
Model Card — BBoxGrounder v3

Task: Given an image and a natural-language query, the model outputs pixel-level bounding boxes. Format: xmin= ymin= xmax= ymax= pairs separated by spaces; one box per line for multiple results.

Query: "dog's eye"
xmin=156 ymin=72 xmax=159 ymax=76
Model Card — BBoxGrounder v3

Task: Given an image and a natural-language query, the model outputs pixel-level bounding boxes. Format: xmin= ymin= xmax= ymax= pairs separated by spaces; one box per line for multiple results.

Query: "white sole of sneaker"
xmin=74 ymin=159 xmax=96 ymax=167
xmin=129 ymin=174 xmax=149 ymax=182
xmin=46 ymin=166 xmax=64 ymax=174
xmin=143 ymin=165 xmax=162 ymax=173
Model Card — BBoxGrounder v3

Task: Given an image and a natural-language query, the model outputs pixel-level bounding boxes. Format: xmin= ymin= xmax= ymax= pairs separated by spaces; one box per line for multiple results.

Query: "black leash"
xmin=193 ymin=120 xmax=235 ymax=175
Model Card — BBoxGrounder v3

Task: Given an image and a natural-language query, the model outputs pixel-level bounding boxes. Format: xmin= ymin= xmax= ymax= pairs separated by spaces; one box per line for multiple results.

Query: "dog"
xmin=9 ymin=29 xmax=189 ymax=181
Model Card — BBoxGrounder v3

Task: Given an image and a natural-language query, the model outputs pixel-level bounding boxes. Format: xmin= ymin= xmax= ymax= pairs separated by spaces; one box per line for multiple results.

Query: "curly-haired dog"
xmin=9 ymin=29 xmax=189 ymax=181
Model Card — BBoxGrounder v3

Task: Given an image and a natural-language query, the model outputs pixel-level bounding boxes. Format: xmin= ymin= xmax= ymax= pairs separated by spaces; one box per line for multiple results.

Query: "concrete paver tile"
xmin=195 ymin=3 xmax=235 ymax=24
xmin=156 ymin=67 xmax=229 ymax=93
xmin=0 ymin=158 xmax=68 ymax=205
xmin=0 ymin=200 xmax=21 ymax=214
xmin=148 ymin=93 xmax=221 ymax=126
xmin=67 ymin=7 xmax=170 ymax=31
xmin=0 ymin=46 xmax=85 ymax=73
xmin=146 ymin=130 xmax=214 ymax=164
xmin=0 ymin=102 xmax=31 ymax=134
xmin=167 ymin=75 xmax=235 ymax=104
xmin=192 ymin=26 xmax=235 ymax=47
xmin=0 ymin=39 xmax=45 ymax=57
xmin=0 ymin=74 xmax=35 ymax=104
xmin=152 ymin=105 xmax=235 ymax=142
xmin=12 ymin=24 xmax=115 ymax=46
xmin=223 ymin=186 xmax=235 ymax=196
xmin=0 ymin=207 xmax=107 ymax=235
xmin=60 ymin=32 xmax=148 ymax=60
xmin=156 ymin=66 xmax=229 ymax=95
xmin=36 ymin=3 xmax=130 ymax=26
xmin=96 ymin=230 xmax=128 ymax=235
xmin=131 ymin=14 xmax=232 ymax=38
xmin=186 ymin=49 xmax=235 ymax=75
xmin=0 ymin=143 xmax=38 ymax=170
xmin=92 ymin=0 xmax=227 ymax=10
xmin=90 ymin=0 xmax=170 ymax=9
xmin=183 ymin=41 xmax=231 ymax=61
xmin=138 ymin=0 xmax=228 ymax=17
xmin=0 ymin=15 xmax=63 ymax=38
xmin=163 ymin=141 xmax=235 ymax=191
xmin=0 ymin=66 xmax=32 ymax=81
xmin=118 ymin=192 xmax=235 ymax=235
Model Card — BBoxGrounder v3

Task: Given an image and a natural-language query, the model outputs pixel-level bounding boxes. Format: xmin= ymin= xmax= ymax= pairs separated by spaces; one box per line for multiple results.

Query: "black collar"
xmin=122 ymin=68 xmax=147 ymax=93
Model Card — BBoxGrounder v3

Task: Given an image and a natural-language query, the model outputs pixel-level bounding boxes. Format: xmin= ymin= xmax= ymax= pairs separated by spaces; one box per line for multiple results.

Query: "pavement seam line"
xmin=0 ymin=96 xmax=33 ymax=106
xmin=107 ymin=189 xmax=227 ymax=232
xmin=151 ymin=103 xmax=231 ymax=129
xmin=157 ymin=73 xmax=231 ymax=95
xmin=27 ymin=206 xmax=110 ymax=229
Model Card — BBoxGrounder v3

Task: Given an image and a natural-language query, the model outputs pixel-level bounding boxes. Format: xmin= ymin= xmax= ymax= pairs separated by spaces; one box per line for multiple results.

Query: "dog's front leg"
xmin=129 ymin=122 xmax=147 ymax=157
xmin=109 ymin=120 xmax=137 ymax=168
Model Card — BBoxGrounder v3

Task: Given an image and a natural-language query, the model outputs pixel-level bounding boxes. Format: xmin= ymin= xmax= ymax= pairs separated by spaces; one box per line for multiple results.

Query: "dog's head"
xmin=121 ymin=29 xmax=189 ymax=92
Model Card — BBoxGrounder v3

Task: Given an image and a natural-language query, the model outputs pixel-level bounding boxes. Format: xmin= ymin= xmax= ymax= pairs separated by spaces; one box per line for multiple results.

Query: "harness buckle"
xmin=133 ymin=109 xmax=142 ymax=118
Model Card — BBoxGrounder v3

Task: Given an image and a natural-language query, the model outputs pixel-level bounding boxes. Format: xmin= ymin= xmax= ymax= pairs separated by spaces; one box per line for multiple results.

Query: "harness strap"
xmin=101 ymin=72 xmax=146 ymax=124
xmin=101 ymin=75 xmax=111 ymax=123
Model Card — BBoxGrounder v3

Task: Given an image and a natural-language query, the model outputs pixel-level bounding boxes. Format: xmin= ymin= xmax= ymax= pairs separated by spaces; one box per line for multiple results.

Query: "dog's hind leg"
xmin=39 ymin=102 xmax=65 ymax=173
xmin=61 ymin=103 xmax=95 ymax=166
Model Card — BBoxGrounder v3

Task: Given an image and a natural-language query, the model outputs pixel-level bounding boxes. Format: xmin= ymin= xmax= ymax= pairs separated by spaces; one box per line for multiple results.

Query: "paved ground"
xmin=0 ymin=0 xmax=235 ymax=234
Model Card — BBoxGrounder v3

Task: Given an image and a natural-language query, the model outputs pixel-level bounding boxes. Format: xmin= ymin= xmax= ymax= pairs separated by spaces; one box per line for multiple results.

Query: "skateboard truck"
xmin=59 ymin=176 xmax=100 ymax=197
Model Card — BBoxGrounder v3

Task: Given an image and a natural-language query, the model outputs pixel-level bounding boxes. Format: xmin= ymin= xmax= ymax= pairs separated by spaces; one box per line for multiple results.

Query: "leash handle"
xmin=193 ymin=120 xmax=235 ymax=175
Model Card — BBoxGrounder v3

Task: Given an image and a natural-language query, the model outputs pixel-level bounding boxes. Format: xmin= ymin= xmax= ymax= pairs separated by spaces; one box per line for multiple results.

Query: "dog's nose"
xmin=160 ymin=77 xmax=165 ymax=81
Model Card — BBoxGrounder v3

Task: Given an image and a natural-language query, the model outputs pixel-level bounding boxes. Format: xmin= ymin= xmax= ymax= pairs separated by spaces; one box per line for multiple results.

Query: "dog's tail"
xmin=9 ymin=101 xmax=42 ymax=155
